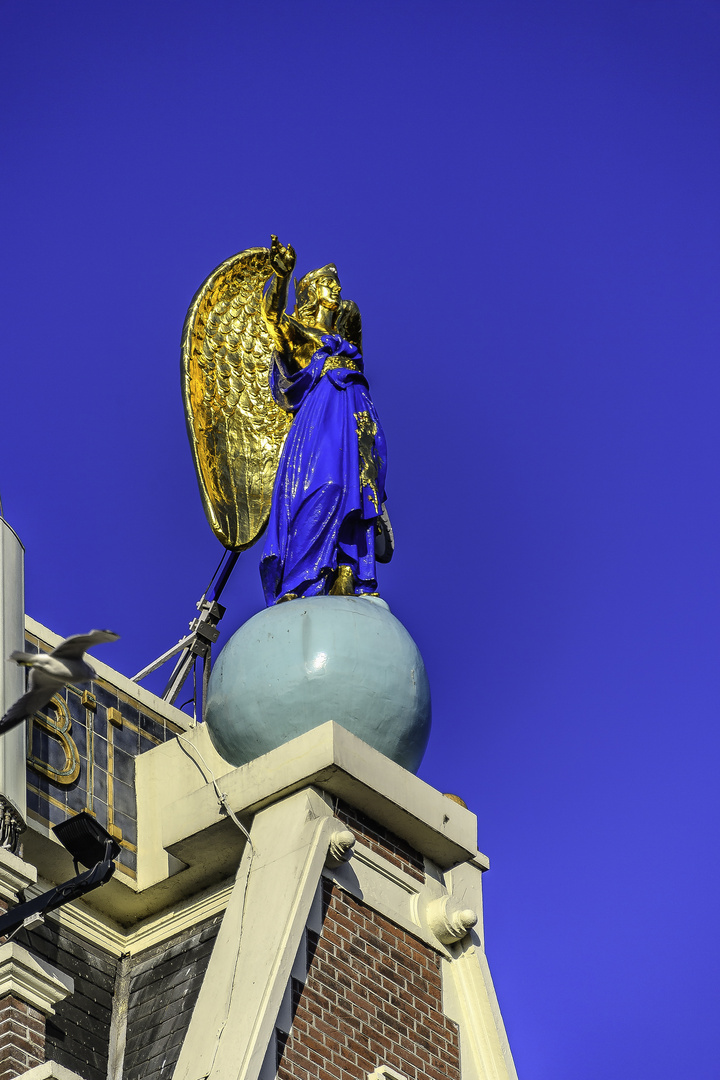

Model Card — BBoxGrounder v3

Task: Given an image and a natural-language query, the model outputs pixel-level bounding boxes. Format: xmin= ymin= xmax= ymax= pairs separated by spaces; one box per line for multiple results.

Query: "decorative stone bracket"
xmin=325 ymin=828 xmax=356 ymax=868
xmin=426 ymin=896 xmax=478 ymax=945
xmin=0 ymin=795 xmax=27 ymax=857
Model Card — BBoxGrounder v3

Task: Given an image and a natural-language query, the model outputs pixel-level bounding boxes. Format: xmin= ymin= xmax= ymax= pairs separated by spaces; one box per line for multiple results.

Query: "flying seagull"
xmin=0 ymin=630 xmax=120 ymax=735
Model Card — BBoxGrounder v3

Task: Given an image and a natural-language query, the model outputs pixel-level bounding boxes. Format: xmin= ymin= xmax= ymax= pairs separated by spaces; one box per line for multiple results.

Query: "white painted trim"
xmin=25 ymin=875 xmax=235 ymax=958
xmin=442 ymin=942 xmax=519 ymax=1080
xmin=24 ymin=792 xmax=474 ymax=964
xmin=368 ymin=1067 xmax=409 ymax=1080
xmin=18 ymin=1064 xmax=85 ymax=1080
xmin=122 ymin=878 xmax=233 ymax=954
xmin=0 ymin=941 xmax=73 ymax=1015
xmin=173 ymin=789 xmax=338 ymax=1080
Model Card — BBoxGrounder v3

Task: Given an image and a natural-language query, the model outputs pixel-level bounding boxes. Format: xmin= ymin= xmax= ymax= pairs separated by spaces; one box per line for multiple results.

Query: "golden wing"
xmin=181 ymin=247 xmax=291 ymax=550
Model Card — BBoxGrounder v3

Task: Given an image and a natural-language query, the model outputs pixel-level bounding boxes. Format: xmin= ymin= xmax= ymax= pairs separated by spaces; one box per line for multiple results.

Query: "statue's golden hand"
xmin=269 ymin=234 xmax=296 ymax=278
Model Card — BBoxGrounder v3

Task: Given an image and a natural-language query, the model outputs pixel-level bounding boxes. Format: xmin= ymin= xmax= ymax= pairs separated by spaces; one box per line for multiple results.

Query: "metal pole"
xmin=131 ymin=550 xmax=241 ymax=714
xmin=0 ymin=518 xmax=26 ymax=850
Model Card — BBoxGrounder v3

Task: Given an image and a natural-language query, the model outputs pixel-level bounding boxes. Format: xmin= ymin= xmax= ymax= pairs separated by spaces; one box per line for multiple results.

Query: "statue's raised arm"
xmin=261 ymin=236 xmax=300 ymax=364
xmin=182 ymin=237 xmax=391 ymax=608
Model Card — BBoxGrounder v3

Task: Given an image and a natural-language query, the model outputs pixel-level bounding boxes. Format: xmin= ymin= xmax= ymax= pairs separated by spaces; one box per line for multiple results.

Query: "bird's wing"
xmin=86 ymin=629 xmax=120 ymax=646
xmin=52 ymin=630 xmax=119 ymax=659
xmin=27 ymin=657 xmax=77 ymax=687
xmin=0 ymin=687 xmax=54 ymax=732
xmin=9 ymin=651 xmax=39 ymax=664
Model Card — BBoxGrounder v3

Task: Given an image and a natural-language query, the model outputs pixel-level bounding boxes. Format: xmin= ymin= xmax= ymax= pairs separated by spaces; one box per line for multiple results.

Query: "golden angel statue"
xmin=182 ymin=236 xmax=392 ymax=606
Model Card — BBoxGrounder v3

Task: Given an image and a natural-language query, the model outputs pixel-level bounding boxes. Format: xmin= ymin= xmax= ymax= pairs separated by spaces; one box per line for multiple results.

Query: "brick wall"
xmin=277 ymin=880 xmax=460 ymax=1080
xmin=333 ymin=800 xmax=425 ymax=883
xmin=0 ymin=994 xmax=45 ymax=1080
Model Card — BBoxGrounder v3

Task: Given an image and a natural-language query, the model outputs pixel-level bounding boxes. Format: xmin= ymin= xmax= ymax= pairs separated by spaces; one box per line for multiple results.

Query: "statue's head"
xmin=294 ymin=264 xmax=341 ymax=324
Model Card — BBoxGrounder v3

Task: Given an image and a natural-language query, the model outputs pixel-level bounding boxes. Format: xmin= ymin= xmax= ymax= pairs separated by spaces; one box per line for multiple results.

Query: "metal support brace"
xmin=160 ymin=599 xmax=224 ymax=706
xmin=131 ymin=550 xmax=240 ymax=719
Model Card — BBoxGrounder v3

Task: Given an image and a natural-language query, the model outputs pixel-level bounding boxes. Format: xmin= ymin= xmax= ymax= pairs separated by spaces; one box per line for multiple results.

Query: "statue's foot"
xmin=277 ymin=592 xmax=298 ymax=604
xmin=358 ymin=591 xmax=380 ymax=599
xmin=329 ymin=565 xmax=354 ymax=596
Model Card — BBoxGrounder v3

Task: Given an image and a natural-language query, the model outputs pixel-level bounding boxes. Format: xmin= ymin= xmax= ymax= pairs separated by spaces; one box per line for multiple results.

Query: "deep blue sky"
xmin=2 ymin=2 xmax=719 ymax=1076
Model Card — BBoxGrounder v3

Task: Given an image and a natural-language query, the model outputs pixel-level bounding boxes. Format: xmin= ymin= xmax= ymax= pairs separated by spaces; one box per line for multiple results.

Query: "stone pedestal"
xmin=0 ymin=945 xmax=73 ymax=1080
xmin=206 ymin=596 xmax=431 ymax=772
xmin=0 ymin=848 xmax=36 ymax=918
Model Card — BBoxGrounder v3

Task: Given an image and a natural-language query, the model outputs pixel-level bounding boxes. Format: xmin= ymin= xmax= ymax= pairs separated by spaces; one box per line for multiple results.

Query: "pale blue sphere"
xmin=205 ymin=596 xmax=431 ymax=773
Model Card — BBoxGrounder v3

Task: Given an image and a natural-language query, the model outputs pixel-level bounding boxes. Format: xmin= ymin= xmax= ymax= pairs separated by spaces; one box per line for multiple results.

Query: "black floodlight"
xmin=0 ymin=812 xmax=120 ymax=939
xmin=53 ymin=811 xmax=120 ymax=869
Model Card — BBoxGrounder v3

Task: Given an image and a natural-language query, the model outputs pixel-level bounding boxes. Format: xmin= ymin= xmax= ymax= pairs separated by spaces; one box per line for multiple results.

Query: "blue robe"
xmin=260 ymin=334 xmax=387 ymax=606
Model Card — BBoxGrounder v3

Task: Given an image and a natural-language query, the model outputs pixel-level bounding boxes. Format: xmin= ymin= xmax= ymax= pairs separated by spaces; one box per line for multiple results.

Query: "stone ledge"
xmin=0 ymin=848 xmax=37 ymax=905
xmin=162 ymin=721 xmax=482 ymax=872
xmin=17 ymin=1064 xmax=84 ymax=1080
xmin=0 ymin=942 xmax=73 ymax=1015
xmin=21 ymin=723 xmax=489 ymax=928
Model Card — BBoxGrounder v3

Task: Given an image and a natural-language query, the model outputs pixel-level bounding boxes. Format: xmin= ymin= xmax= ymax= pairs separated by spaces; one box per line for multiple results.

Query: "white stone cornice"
xmin=0 ymin=847 xmax=37 ymax=904
xmin=24 ymin=875 xmax=235 ymax=958
xmin=0 ymin=941 xmax=73 ymax=1015
xmin=17 ymin=1064 xmax=85 ymax=1079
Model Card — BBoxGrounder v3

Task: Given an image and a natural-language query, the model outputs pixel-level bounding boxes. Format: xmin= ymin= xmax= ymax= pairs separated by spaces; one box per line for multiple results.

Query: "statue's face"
xmin=315 ymin=274 xmax=341 ymax=310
